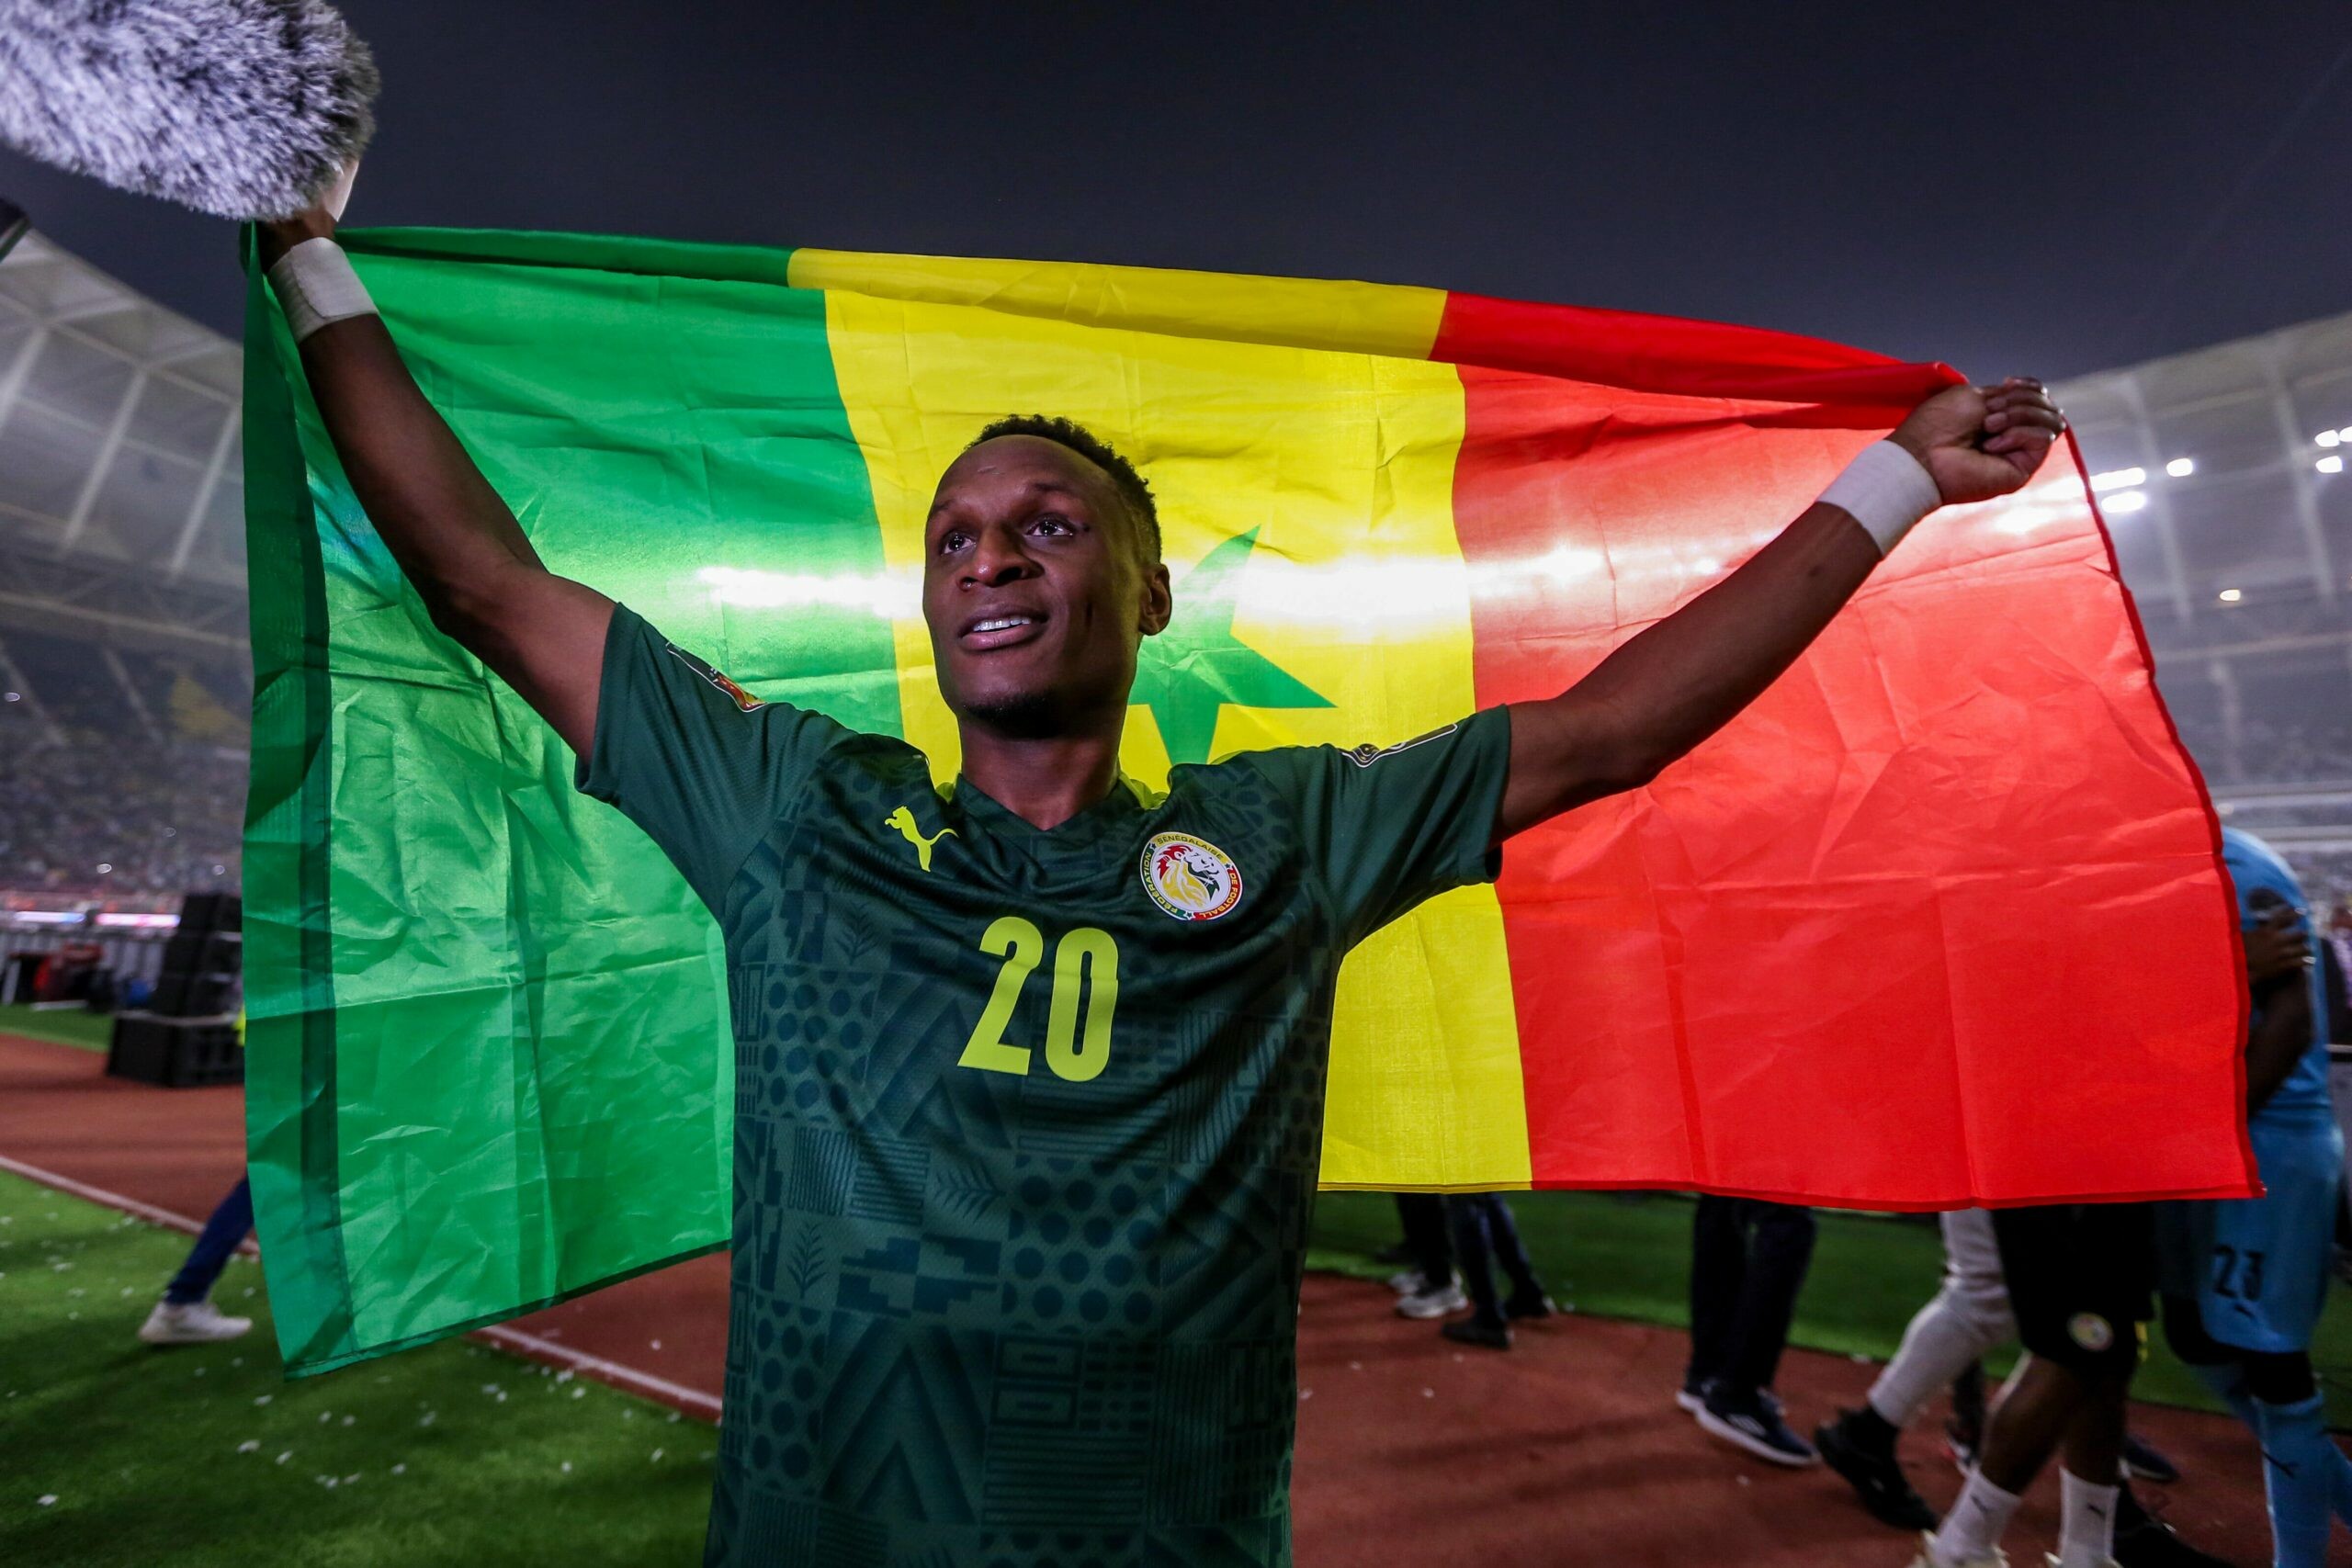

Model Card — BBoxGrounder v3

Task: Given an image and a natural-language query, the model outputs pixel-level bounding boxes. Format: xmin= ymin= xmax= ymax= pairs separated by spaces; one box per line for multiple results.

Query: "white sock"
xmin=1931 ymin=1469 xmax=2024 ymax=1565
xmin=2055 ymin=1467 xmax=2119 ymax=1567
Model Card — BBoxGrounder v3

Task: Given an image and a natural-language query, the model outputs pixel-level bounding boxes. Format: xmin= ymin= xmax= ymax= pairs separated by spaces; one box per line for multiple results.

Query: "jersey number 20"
xmin=957 ymin=916 xmax=1119 ymax=1083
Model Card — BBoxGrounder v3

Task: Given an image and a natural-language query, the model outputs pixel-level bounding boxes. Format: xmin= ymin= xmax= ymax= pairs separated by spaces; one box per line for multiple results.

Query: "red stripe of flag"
xmin=1448 ymin=354 xmax=2253 ymax=1207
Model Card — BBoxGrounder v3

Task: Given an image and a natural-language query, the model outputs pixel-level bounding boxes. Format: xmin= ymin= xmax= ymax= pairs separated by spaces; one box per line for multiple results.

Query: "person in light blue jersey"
xmin=2159 ymin=829 xmax=2350 ymax=1568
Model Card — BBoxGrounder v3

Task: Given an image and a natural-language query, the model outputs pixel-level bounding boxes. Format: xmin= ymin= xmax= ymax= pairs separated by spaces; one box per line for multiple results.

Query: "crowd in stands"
xmin=0 ymin=624 xmax=247 ymax=897
xmin=0 ymin=717 xmax=243 ymax=896
xmin=2176 ymin=716 xmax=2352 ymax=789
xmin=3 ymin=676 xmax=2350 ymax=906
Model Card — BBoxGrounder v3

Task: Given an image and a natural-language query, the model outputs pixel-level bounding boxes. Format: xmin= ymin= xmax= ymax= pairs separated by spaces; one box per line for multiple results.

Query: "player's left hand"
xmin=2244 ymin=902 xmax=2312 ymax=988
xmin=1890 ymin=377 xmax=2066 ymax=507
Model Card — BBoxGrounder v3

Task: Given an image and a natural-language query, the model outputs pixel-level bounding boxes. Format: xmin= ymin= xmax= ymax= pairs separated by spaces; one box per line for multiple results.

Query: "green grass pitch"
xmin=0 ymin=1003 xmax=114 ymax=1053
xmin=6 ymin=1168 xmax=2348 ymax=1562
xmin=0 ymin=1170 xmax=715 ymax=1567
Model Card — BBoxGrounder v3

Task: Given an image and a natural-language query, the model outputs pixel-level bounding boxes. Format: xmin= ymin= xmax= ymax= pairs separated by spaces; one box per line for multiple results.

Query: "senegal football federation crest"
xmin=2066 ymin=1312 xmax=2115 ymax=1354
xmin=1140 ymin=831 xmax=1243 ymax=922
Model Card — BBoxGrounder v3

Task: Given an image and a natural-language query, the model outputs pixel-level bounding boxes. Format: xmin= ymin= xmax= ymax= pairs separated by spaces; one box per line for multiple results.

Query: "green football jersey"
xmin=581 ymin=605 xmax=1510 ymax=1568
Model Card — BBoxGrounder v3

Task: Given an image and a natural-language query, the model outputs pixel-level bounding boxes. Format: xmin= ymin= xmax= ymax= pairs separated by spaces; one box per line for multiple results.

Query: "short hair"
xmin=963 ymin=414 xmax=1161 ymax=563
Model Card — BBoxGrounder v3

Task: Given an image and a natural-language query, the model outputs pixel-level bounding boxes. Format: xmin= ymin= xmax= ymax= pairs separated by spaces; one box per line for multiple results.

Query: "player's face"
xmin=922 ymin=437 xmax=1172 ymax=736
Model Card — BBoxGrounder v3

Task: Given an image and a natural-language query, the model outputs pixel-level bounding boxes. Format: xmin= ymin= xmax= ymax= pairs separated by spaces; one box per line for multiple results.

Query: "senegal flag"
xmin=243 ymin=228 xmax=2251 ymax=1375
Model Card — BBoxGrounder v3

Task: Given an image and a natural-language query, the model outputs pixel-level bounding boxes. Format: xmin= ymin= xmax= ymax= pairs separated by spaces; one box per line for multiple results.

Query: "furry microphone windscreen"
xmin=0 ymin=0 xmax=378 ymax=220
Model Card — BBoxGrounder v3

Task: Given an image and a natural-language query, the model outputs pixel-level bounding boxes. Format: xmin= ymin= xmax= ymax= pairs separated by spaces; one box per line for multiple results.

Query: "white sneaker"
xmin=1385 ymin=1269 xmax=1422 ymax=1295
xmin=2041 ymin=1558 xmax=2116 ymax=1568
xmin=1395 ymin=1280 xmax=1469 ymax=1319
xmin=139 ymin=1299 xmax=252 ymax=1345
xmin=1906 ymin=1535 xmax=2006 ymax=1568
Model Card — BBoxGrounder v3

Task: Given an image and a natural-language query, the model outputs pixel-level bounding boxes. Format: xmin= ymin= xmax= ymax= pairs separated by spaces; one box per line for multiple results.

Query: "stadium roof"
xmin=2060 ymin=310 xmax=2352 ymax=643
xmin=0 ymin=228 xmax=245 ymax=656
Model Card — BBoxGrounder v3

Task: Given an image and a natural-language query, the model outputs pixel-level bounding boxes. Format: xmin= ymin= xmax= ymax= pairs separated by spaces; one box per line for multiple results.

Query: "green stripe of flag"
xmin=243 ymin=227 xmax=900 ymax=1372
xmin=242 ymin=229 xmax=358 ymax=1370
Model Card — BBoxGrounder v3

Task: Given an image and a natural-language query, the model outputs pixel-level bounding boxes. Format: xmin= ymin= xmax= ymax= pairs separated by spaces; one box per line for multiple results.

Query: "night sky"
xmin=2 ymin=2 xmax=2348 ymax=380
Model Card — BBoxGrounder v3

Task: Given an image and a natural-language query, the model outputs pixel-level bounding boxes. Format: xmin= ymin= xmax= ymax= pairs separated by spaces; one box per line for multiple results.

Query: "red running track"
xmin=0 ymin=1032 xmax=2314 ymax=1566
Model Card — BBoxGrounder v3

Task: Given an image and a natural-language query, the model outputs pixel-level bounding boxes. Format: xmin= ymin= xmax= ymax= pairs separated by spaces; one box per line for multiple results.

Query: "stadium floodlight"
xmin=2340 ymin=425 xmax=2352 ymax=445
xmin=2165 ymin=457 xmax=2195 ymax=478
xmin=2320 ymin=455 xmax=2346 ymax=475
xmin=2322 ymin=431 xmax=2344 ymax=448
xmin=2218 ymin=588 xmax=2244 ymax=603
xmin=2105 ymin=490 xmax=2150 ymax=513
xmin=2089 ymin=467 xmax=2146 ymax=492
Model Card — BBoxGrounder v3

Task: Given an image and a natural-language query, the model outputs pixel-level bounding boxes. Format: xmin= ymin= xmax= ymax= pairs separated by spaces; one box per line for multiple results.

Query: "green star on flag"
xmin=1131 ymin=527 xmax=1331 ymax=764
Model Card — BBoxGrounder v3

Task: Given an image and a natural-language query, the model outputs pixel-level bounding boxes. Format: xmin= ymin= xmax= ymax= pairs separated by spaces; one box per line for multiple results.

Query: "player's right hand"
xmin=1889 ymin=378 xmax=2065 ymax=507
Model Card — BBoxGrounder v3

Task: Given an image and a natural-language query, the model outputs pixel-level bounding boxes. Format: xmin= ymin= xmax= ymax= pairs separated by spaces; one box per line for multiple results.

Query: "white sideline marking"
xmin=473 ymin=1324 xmax=722 ymax=1417
xmin=0 ymin=1151 xmax=718 ymax=1419
xmin=0 ymin=1151 xmax=256 ymax=1256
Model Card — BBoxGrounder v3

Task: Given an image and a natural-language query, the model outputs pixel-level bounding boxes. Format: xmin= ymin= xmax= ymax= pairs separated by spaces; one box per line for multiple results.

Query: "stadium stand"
xmin=0 ymin=231 xmax=247 ymax=901
xmin=2063 ymin=309 xmax=2352 ymax=904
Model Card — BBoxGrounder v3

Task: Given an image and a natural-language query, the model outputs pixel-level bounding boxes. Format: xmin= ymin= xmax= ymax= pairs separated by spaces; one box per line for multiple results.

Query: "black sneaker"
xmin=2113 ymin=1483 xmax=2232 ymax=1568
xmin=1502 ymin=1289 xmax=1557 ymax=1321
xmin=1676 ymin=1375 xmax=1713 ymax=1414
xmin=1697 ymin=1386 xmax=1817 ymax=1467
xmin=1442 ymin=1317 xmax=1511 ymax=1350
xmin=1815 ymin=1409 xmax=1938 ymax=1531
xmin=2120 ymin=1430 xmax=2181 ymax=1485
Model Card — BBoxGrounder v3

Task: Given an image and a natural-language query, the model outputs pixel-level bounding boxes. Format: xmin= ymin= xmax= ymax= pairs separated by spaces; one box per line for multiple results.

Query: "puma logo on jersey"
xmin=883 ymin=807 xmax=956 ymax=872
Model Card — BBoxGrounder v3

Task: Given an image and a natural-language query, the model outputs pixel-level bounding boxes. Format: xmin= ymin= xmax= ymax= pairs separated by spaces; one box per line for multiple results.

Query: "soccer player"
xmin=257 ymin=195 xmax=2063 ymax=1565
xmin=1910 ymin=1198 xmax=2158 ymax=1568
xmin=2158 ymin=829 xmax=2350 ymax=1568
xmin=1820 ymin=1211 xmax=2015 ymax=1526
xmin=1818 ymin=1214 xmax=2209 ymax=1566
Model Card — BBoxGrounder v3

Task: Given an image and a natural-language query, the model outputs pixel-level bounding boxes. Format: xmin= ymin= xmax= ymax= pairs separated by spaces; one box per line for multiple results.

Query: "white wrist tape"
xmin=1817 ymin=441 xmax=1942 ymax=557
xmin=266 ymin=237 xmax=378 ymax=343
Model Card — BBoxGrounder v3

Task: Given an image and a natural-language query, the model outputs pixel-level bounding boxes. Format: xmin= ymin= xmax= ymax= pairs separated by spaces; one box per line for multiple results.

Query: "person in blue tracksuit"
xmin=2160 ymin=829 xmax=2350 ymax=1568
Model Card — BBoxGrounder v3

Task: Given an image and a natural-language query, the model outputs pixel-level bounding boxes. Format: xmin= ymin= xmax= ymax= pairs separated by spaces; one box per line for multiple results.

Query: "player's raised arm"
xmin=1491 ymin=378 xmax=2067 ymax=843
xmin=256 ymin=205 xmax=614 ymax=755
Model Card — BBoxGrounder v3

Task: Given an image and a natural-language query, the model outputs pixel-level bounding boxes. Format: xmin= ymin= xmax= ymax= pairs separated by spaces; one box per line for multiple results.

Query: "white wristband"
xmin=266 ymin=237 xmax=378 ymax=343
xmin=1817 ymin=441 xmax=1942 ymax=557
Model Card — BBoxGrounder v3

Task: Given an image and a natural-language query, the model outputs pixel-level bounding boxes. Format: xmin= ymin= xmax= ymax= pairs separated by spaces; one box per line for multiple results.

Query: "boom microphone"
xmin=0 ymin=0 xmax=377 ymax=220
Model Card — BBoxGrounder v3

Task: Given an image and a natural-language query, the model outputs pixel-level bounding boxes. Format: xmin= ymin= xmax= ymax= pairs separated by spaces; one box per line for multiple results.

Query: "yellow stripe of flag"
xmin=789 ymin=247 xmax=1450 ymax=365
xmin=820 ymin=274 xmax=1531 ymax=1188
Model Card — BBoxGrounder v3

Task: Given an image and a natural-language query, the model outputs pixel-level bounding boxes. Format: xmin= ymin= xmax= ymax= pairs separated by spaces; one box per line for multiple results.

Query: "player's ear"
xmin=1139 ymin=561 xmax=1173 ymax=637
